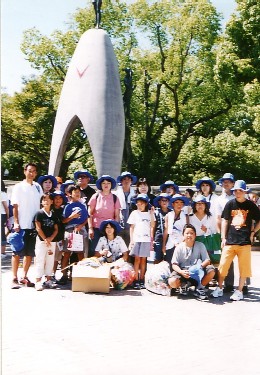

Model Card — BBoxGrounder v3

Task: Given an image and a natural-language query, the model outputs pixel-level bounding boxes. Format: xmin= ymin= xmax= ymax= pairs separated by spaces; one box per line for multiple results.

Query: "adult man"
xmin=115 ymin=171 xmax=137 ymax=246
xmin=212 ymin=180 xmax=260 ymax=301
xmin=74 ymin=169 xmax=96 ymax=205
xmin=11 ymin=163 xmax=43 ymax=288
xmin=216 ymin=173 xmax=235 ymax=292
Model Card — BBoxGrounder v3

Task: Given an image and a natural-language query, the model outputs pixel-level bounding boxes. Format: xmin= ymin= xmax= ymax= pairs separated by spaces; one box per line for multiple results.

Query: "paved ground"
xmin=1 ymin=247 xmax=260 ymax=375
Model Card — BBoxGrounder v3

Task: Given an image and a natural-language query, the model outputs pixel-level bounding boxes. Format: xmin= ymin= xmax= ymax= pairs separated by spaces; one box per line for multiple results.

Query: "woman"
xmin=189 ymin=195 xmax=221 ymax=266
xmin=195 ymin=176 xmax=218 ymax=218
xmin=159 ymin=180 xmax=179 ymax=197
xmin=88 ymin=175 xmax=121 ymax=256
xmin=162 ymin=194 xmax=189 ymax=268
xmin=38 ymin=175 xmax=57 ymax=194
xmin=152 ymin=193 xmax=171 ymax=264
xmin=95 ymin=219 xmax=128 ymax=262
xmin=130 ymin=177 xmax=156 ymax=209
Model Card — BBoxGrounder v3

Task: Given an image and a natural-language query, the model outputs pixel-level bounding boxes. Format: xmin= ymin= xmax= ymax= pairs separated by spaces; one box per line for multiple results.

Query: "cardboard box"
xmin=72 ymin=264 xmax=111 ymax=293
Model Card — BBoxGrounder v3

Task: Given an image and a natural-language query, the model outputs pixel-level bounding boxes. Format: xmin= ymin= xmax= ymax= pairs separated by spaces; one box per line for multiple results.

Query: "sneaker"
xmin=179 ymin=283 xmax=188 ymax=296
xmin=51 ymin=275 xmax=57 ymax=283
xmin=211 ymin=286 xmax=224 ymax=298
xmin=43 ymin=280 xmax=57 ymax=289
xmin=11 ymin=278 xmax=21 ymax=289
xmin=35 ymin=281 xmax=43 ymax=291
xmin=133 ymin=281 xmax=140 ymax=290
xmin=223 ymin=285 xmax=234 ymax=293
xmin=193 ymin=288 xmax=208 ymax=300
xmin=230 ymin=289 xmax=243 ymax=301
xmin=57 ymin=275 xmax=68 ymax=285
xmin=139 ymin=280 xmax=146 ymax=289
xmin=19 ymin=277 xmax=35 ymax=287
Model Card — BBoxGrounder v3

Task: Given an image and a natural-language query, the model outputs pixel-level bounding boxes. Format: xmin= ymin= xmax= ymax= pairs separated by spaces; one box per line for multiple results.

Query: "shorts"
xmin=55 ymin=241 xmax=63 ymax=262
xmin=170 ymin=265 xmax=215 ymax=284
xmin=218 ymin=245 xmax=252 ymax=278
xmin=12 ymin=229 xmax=36 ymax=257
xmin=130 ymin=242 xmax=150 ymax=258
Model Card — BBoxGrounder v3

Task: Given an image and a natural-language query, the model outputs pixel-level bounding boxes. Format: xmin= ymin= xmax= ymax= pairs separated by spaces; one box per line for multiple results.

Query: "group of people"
xmin=3 ymin=163 xmax=260 ymax=301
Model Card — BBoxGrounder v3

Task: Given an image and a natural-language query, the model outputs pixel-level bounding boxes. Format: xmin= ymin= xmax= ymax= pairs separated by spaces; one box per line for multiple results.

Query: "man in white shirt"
xmin=11 ymin=163 xmax=43 ymax=289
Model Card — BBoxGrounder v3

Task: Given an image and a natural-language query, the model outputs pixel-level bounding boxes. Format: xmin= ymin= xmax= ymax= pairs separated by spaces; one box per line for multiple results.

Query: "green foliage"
xmin=1 ymin=0 xmax=259 ymax=184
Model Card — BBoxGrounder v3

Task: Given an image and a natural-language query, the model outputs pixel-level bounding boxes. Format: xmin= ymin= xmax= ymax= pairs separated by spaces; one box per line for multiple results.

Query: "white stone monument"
xmin=48 ymin=28 xmax=125 ymax=179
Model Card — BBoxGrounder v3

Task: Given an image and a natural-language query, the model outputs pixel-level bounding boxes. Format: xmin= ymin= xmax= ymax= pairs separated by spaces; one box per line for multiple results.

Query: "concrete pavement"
xmin=1 ymin=247 xmax=260 ymax=375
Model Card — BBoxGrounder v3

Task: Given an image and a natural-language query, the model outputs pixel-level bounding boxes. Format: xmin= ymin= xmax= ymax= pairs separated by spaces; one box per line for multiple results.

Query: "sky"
xmin=1 ymin=0 xmax=237 ymax=95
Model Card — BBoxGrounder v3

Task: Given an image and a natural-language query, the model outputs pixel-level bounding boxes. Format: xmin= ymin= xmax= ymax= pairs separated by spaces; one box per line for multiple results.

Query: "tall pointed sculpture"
xmin=48 ymin=5 xmax=124 ymax=179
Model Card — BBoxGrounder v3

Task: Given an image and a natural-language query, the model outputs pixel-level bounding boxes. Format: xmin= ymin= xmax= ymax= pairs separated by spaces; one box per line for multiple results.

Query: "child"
xmin=34 ymin=193 xmax=58 ymax=291
xmin=127 ymin=194 xmax=155 ymax=289
xmin=57 ymin=185 xmax=89 ymax=285
xmin=50 ymin=190 xmax=67 ymax=282
xmin=95 ymin=219 xmax=128 ymax=262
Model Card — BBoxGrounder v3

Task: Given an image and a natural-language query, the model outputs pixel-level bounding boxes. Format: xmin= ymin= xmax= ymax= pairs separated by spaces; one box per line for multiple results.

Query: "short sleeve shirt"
xmin=127 ymin=210 xmax=154 ymax=242
xmin=171 ymin=241 xmax=209 ymax=269
xmin=88 ymin=192 xmax=121 ymax=229
xmin=34 ymin=209 xmax=58 ymax=241
xmin=222 ymin=198 xmax=260 ymax=245
xmin=11 ymin=180 xmax=43 ymax=229
xmin=95 ymin=235 xmax=128 ymax=261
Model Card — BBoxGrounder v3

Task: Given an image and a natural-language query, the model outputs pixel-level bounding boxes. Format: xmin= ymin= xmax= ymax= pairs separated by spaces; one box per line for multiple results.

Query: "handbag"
xmin=196 ymin=233 xmax=221 ymax=264
xmin=67 ymin=231 xmax=84 ymax=252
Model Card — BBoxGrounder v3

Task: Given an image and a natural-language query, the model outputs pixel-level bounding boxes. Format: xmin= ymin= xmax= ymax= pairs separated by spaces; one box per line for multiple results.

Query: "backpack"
xmin=95 ymin=192 xmax=118 ymax=205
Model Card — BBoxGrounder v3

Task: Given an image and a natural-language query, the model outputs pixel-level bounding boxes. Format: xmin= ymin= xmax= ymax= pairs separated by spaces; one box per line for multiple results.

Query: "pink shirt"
xmin=88 ymin=192 xmax=121 ymax=228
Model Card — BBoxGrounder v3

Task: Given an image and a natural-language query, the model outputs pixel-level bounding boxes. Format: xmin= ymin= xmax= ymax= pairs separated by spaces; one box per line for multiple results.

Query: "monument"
xmin=48 ymin=2 xmax=125 ymax=179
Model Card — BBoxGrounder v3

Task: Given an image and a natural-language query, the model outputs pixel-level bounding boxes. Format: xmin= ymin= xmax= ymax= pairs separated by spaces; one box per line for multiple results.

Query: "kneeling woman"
xmin=168 ymin=224 xmax=215 ymax=300
xmin=95 ymin=219 xmax=128 ymax=262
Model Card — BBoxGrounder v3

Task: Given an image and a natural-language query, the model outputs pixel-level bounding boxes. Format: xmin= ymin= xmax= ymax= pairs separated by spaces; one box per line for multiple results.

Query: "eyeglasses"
xmin=78 ymin=175 xmax=88 ymax=179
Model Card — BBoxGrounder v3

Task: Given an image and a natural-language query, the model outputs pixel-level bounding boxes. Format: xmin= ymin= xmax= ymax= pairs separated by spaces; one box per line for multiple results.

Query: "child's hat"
xmin=8 ymin=230 xmax=25 ymax=253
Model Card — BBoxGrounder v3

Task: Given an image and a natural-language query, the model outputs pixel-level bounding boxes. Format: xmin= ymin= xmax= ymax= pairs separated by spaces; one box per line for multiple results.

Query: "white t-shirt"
xmin=11 ymin=180 xmax=43 ymax=229
xmin=95 ymin=235 xmax=128 ymax=261
xmin=127 ymin=210 xmax=154 ymax=243
xmin=165 ymin=210 xmax=187 ymax=249
xmin=189 ymin=214 xmax=217 ymax=236
xmin=1 ymin=191 xmax=9 ymax=215
xmin=216 ymin=192 xmax=235 ymax=217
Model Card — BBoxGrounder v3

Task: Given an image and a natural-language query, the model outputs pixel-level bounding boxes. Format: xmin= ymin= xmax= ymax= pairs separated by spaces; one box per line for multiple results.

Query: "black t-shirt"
xmin=34 ymin=209 xmax=59 ymax=241
xmin=222 ymin=199 xmax=260 ymax=245
xmin=78 ymin=185 xmax=96 ymax=205
xmin=52 ymin=207 xmax=65 ymax=242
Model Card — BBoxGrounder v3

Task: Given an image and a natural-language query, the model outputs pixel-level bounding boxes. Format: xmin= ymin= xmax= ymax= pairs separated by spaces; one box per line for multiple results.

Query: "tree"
xmin=1 ymin=0 xmax=259 ymax=183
